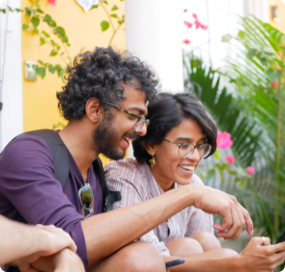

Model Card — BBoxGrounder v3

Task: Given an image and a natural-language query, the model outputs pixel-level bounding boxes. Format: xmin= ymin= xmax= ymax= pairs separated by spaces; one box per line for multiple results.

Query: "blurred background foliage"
xmin=184 ymin=15 xmax=285 ymax=248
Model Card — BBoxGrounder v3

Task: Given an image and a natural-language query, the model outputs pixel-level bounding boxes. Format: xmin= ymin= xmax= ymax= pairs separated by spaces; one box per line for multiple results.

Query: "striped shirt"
xmin=104 ymin=158 xmax=214 ymax=256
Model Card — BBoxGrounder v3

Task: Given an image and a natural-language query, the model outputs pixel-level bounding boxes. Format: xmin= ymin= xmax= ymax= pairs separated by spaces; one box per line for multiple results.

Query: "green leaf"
xmin=62 ymin=35 xmax=68 ymax=43
xmin=31 ymin=16 xmax=40 ymax=29
xmin=90 ymin=4 xmax=98 ymax=9
xmin=205 ymin=169 xmax=216 ymax=181
xmin=54 ymin=64 xmax=61 ymax=72
xmin=111 ymin=5 xmax=119 ymax=11
xmin=266 ymin=69 xmax=282 ymax=83
xmin=43 ymin=14 xmax=56 ymax=27
xmin=103 ymin=1 xmax=108 ymax=4
xmin=36 ymin=8 xmax=44 ymax=14
xmin=22 ymin=24 xmax=29 ymax=30
xmin=50 ymin=40 xmax=56 ymax=46
xmin=54 ymin=26 xmax=65 ymax=36
xmin=37 ymin=60 xmax=44 ymax=65
xmin=50 ymin=50 xmax=57 ymax=57
xmin=25 ymin=7 xmax=31 ymax=17
xmin=100 ymin=21 xmax=110 ymax=32
xmin=36 ymin=67 xmax=46 ymax=79
xmin=48 ymin=65 xmax=55 ymax=74
xmin=15 ymin=8 xmax=22 ymax=12
xmin=213 ymin=148 xmax=221 ymax=160
xmin=110 ymin=14 xmax=118 ymax=18
xmin=40 ymin=37 xmax=45 ymax=45
xmin=238 ymin=30 xmax=245 ymax=40
xmin=221 ymin=34 xmax=232 ymax=43
xmin=0 ymin=9 xmax=6 ymax=14
xmin=247 ymin=48 xmax=257 ymax=59
xmin=42 ymin=31 xmax=50 ymax=38
xmin=8 ymin=6 xmax=13 ymax=11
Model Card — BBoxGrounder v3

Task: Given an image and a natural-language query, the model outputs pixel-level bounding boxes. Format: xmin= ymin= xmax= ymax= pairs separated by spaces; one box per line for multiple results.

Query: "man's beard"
xmin=93 ymin=111 xmax=126 ymax=160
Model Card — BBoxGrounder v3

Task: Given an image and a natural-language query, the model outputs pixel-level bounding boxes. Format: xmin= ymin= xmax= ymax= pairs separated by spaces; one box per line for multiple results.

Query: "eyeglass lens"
xmin=134 ymin=116 xmax=149 ymax=132
xmin=78 ymin=183 xmax=94 ymax=218
xmin=179 ymin=143 xmax=212 ymax=159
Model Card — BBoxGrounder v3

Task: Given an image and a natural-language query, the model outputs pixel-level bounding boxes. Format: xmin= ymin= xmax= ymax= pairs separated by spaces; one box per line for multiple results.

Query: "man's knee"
xmin=88 ymin=241 xmax=165 ymax=272
xmin=119 ymin=241 xmax=165 ymax=272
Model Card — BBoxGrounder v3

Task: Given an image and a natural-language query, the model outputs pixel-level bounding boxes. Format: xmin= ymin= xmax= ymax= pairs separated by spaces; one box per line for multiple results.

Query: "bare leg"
xmin=166 ymin=236 xmax=237 ymax=259
xmin=166 ymin=237 xmax=204 ymax=257
xmin=190 ymin=231 xmax=221 ymax=251
xmin=86 ymin=241 xmax=166 ymax=272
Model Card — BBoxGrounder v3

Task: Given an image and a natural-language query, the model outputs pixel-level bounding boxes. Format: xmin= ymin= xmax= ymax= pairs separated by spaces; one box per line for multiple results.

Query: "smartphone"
xmin=165 ymin=258 xmax=185 ymax=268
xmin=276 ymin=231 xmax=285 ymax=244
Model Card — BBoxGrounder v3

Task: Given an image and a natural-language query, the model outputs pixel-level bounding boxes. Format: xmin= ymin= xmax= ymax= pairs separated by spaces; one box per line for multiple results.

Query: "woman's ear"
xmin=144 ymin=142 xmax=155 ymax=156
xmin=85 ymin=97 xmax=102 ymax=124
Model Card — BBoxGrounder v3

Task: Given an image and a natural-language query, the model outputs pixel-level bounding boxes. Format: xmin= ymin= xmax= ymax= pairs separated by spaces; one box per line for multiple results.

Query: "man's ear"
xmin=85 ymin=97 xmax=102 ymax=124
xmin=144 ymin=142 xmax=155 ymax=156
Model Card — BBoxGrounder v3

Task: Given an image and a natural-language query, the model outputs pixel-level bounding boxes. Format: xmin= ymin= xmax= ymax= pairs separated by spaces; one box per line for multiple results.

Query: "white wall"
xmin=0 ymin=0 xmax=23 ymax=152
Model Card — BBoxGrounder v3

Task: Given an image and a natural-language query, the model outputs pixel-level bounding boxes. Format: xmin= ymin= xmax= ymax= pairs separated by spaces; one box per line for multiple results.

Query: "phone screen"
xmin=276 ymin=231 xmax=285 ymax=244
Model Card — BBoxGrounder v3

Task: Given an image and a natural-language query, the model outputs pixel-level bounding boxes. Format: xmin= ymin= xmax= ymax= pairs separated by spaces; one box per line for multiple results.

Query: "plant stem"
xmin=108 ymin=20 xmax=123 ymax=46
xmin=99 ymin=1 xmax=115 ymax=32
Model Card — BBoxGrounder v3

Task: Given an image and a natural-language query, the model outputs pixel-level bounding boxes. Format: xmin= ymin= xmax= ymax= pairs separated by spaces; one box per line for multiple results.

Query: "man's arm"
xmin=0 ymin=216 xmax=78 ymax=268
xmin=82 ymin=183 xmax=253 ymax=263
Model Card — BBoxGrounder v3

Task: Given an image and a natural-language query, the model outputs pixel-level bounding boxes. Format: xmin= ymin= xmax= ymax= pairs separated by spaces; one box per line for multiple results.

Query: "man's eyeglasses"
xmin=78 ymin=183 xmax=94 ymax=218
xmin=106 ymin=102 xmax=150 ymax=132
xmin=163 ymin=139 xmax=212 ymax=159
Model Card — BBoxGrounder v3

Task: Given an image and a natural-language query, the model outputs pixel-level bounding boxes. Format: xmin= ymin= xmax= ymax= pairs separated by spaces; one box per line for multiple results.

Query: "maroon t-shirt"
xmin=0 ymin=133 xmax=103 ymax=267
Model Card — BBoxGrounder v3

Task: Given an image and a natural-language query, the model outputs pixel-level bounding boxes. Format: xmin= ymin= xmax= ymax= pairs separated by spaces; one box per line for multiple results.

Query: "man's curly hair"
xmin=57 ymin=46 xmax=159 ymax=121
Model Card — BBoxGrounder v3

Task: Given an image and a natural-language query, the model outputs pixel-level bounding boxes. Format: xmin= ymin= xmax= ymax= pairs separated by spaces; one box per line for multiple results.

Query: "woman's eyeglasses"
xmin=163 ymin=139 xmax=212 ymax=159
xmin=78 ymin=183 xmax=94 ymax=218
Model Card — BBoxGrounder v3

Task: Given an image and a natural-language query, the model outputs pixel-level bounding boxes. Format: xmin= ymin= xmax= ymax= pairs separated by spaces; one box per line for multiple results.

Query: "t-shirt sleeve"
xmin=185 ymin=174 xmax=214 ymax=236
xmin=104 ymin=159 xmax=171 ymax=256
xmin=0 ymin=135 xmax=88 ymax=264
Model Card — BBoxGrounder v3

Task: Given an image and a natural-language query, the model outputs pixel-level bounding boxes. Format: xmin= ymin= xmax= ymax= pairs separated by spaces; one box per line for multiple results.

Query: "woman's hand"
xmin=239 ymin=237 xmax=285 ymax=272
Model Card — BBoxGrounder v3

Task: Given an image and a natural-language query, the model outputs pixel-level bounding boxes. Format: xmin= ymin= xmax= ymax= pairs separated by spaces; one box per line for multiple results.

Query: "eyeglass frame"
xmin=163 ymin=138 xmax=212 ymax=159
xmin=78 ymin=183 xmax=94 ymax=218
xmin=106 ymin=102 xmax=150 ymax=132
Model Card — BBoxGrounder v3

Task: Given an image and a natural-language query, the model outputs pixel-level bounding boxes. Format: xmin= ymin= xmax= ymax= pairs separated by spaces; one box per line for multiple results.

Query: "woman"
xmin=105 ymin=92 xmax=234 ymax=258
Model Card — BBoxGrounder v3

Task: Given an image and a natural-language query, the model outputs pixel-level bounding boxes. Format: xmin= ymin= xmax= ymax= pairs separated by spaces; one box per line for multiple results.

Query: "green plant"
xmin=221 ymin=16 xmax=285 ymax=241
xmin=20 ymin=0 xmax=125 ymax=80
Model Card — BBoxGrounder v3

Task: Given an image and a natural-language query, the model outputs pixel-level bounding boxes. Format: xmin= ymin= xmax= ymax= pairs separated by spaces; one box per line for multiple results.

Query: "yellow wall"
xmin=269 ymin=0 xmax=285 ymax=32
xmin=21 ymin=0 xmax=125 ymax=164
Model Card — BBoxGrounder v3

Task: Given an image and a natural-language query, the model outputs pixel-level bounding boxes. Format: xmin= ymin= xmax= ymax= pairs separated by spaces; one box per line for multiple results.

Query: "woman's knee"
xmin=167 ymin=237 xmax=204 ymax=257
xmin=190 ymin=231 xmax=221 ymax=251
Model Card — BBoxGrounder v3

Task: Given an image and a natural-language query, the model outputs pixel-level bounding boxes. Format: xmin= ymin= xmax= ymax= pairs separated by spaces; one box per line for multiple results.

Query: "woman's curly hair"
xmin=57 ymin=46 xmax=159 ymax=120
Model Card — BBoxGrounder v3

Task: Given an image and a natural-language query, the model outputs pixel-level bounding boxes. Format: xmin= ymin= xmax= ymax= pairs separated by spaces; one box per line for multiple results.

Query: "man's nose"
xmin=135 ymin=124 xmax=147 ymax=136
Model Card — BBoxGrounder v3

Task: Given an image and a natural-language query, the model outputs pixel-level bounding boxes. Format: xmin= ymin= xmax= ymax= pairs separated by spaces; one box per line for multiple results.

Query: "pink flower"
xmin=216 ymin=131 xmax=233 ymax=150
xmin=184 ymin=20 xmax=193 ymax=28
xmin=225 ymin=155 xmax=235 ymax=164
xmin=183 ymin=39 xmax=190 ymax=44
xmin=184 ymin=9 xmax=188 ymax=12
xmin=194 ymin=20 xmax=208 ymax=30
xmin=272 ymin=81 xmax=278 ymax=88
xmin=247 ymin=166 xmax=255 ymax=175
xmin=193 ymin=13 xmax=197 ymax=19
xmin=48 ymin=0 xmax=56 ymax=5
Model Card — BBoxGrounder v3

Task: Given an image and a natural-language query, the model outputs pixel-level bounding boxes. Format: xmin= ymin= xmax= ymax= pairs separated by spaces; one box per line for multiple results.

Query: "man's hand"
xmin=16 ymin=224 xmax=77 ymax=272
xmin=190 ymin=184 xmax=253 ymax=240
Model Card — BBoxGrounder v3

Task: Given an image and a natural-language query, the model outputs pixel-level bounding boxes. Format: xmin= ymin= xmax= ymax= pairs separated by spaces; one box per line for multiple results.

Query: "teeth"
xmin=125 ymin=138 xmax=133 ymax=143
xmin=180 ymin=165 xmax=194 ymax=171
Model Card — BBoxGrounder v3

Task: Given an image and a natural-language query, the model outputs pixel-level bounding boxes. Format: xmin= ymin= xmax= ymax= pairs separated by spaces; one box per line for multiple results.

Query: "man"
xmin=0 ymin=47 xmax=254 ymax=271
xmin=0 ymin=215 xmax=84 ymax=272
